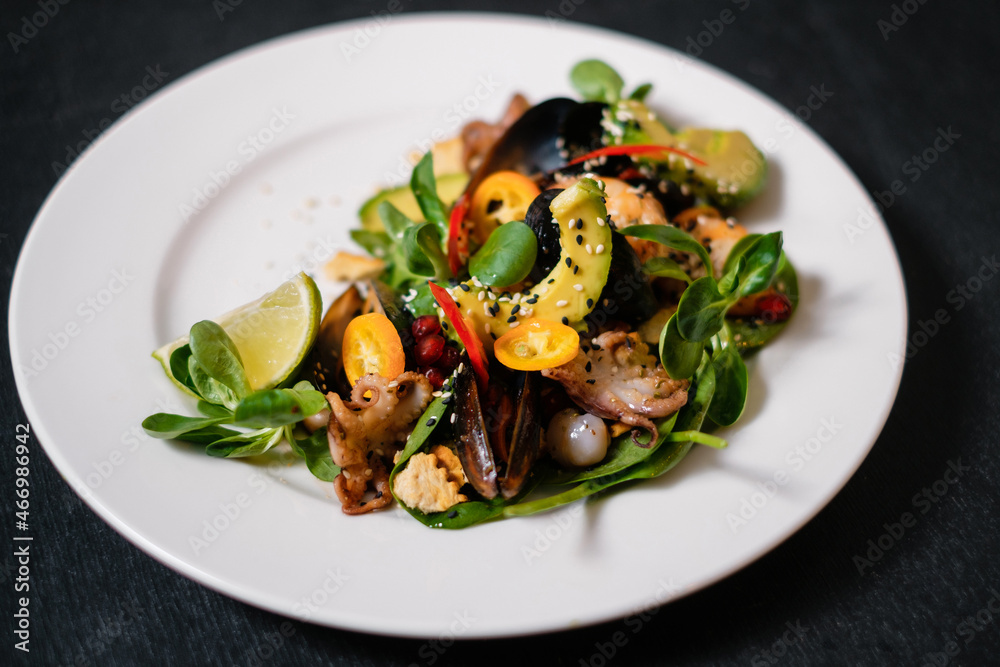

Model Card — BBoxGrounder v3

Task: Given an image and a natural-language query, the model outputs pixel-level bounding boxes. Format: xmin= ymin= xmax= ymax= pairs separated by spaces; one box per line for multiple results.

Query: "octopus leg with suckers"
xmin=326 ymin=371 xmax=433 ymax=514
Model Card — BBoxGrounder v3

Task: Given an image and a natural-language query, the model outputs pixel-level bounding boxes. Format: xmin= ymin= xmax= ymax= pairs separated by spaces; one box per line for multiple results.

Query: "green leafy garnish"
xmin=469 ymin=221 xmax=538 ymax=287
xmin=570 ymin=59 xmax=625 ymax=104
xmin=619 ymin=224 xmax=715 ymax=280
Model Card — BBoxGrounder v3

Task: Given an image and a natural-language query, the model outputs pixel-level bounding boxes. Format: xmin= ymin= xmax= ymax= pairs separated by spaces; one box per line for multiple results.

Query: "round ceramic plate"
xmin=9 ymin=13 xmax=906 ymax=638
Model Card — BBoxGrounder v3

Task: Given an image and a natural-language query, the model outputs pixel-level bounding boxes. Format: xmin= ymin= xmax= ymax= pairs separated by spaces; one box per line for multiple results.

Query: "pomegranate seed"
xmin=411 ymin=315 xmax=441 ymax=340
xmin=423 ymin=366 xmax=446 ymax=389
xmin=415 ymin=334 xmax=445 ymax=366
xmin=437 ymin=345 xmax=461 ymax=372
xmin=756 ymin=293 xmax=792 ymax=323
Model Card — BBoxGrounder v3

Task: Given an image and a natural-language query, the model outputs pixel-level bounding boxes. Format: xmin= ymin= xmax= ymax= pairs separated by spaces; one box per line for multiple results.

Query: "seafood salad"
xmin=143 ymin=60 xmax=798 ymax=528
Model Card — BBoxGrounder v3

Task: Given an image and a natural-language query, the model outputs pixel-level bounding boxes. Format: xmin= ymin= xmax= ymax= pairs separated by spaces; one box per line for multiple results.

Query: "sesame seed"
xmin=507 ymin=315 xmax=517 ymax=323
xmin=565 ymin=257 xmax=572 ymax=268
xmin=450 ymin=413 xmax=457 ymax=424
xmin=576 ymin=234 xmax=583 ymax=245
xmin=569 ymin=218 xmax=577 ymax=229
xmin=586 ymin=244 xmax=593 ymax=254
xmin=478 ymin=291 xmax=485 ymax=301
xmin=343 ymin=470 xmax=352 ymax=479
xmin=587 ymin=298 xmax=594 ymax=308
xmin=595 ymin=244 xmax=605 ymax=254
xmin=485 ymin=322 xmax=491 ymax=334
xmin=597 ymin=217 xmax=605 ymax=226
xmin=573 ymin=284 xmax=584 ymax=291
xmin=459 ymin=283 xmax=470 ymax=292
xmin=511 ymin=304 xmax=521 ymax=315
xmin=364 ymin=468 xmax=373 ymax=477
xmin=432 ymin=391 xmax=442 ymax=397
xmin=557 ymin=300 xmax=569 ymax=307
xmin=573 ymin=265 xmax=579 ymax=274
xmin=457 ymin=362 xmax=464 ymax=373
xmin=426 ymin=417 xmax=437 ymax=427
xmin=526 ymin=296 xmax=538 ymax=304
xmin=561 ymin=317 xmax=569 ymax=325
xmin=585 ymin=361 xmax=592 ymax=372
xmin=388 ymin=380 xmax=398 ymax=388
xmin=586 ymin=379 xmax=596 ymax=384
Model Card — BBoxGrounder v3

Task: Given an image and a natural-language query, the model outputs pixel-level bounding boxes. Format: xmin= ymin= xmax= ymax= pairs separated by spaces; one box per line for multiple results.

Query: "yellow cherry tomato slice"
xmin=469 ymin=171 xmax=541 ymax=246
xmin=341 ymin=312 xmax=406 ymax=386
xmin=493 ymin=318 xmax=580 ymax=371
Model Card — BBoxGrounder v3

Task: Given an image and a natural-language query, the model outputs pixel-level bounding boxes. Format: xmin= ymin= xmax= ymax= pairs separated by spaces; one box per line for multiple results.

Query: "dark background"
xmin=3 ymin=1 xmax=999 ymax=665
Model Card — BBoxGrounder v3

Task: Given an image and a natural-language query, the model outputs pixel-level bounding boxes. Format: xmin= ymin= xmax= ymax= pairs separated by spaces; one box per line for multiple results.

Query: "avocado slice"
xmin=431 ymin=179 xmax=613 ymax=346
xmin=603 ymin=100 xmax=767 ymax=210
xmin=359 ymin=173 xmax=468 ymax=232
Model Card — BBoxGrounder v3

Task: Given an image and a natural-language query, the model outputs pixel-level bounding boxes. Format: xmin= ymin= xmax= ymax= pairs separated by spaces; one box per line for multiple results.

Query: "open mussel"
xmin=301 ymin=284 xmax=364 ymax=396
xmin=452 ymin=365 xmax=543 ymax=501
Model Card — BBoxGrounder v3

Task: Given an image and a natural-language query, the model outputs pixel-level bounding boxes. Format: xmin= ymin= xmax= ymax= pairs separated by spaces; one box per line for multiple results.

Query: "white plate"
xmin=9 ymin=14 xmax=906 ymax=638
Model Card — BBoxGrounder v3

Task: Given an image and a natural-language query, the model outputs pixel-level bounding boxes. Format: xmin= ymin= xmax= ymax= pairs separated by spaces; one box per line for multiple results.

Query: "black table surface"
xmin=3 ymin=1 xmax=999 ymax=665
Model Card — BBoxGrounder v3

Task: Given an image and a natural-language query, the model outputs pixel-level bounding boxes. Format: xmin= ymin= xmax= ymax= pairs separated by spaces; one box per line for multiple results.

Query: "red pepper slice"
xmin=428 ymin=281 xmax=489 ymax=391
xmin=566 ymin=143 xmax=707 ymax=167
xmin=446 ymin=193 xmax=469 ymax=276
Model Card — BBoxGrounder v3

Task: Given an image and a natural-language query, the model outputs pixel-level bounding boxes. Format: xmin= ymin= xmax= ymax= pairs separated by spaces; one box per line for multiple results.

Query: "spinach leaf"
xmin=168 ymin=344 xmax=199 ymax=395
xmin=197 ymin=401 xmax=233 ymax=418
xmin=728 ymin=251 xmax=799 ymax=353
xmin=660 ymin=312 xmax=704 ymax=380
xmin=570 ymin=59 xmax=625 ymax=104
xmin=403 ymin=222 xmax=451 ymax=279
xmin=675 ymin=276 xmax=730 ymax=341
xmin=643 ymin=256 xmax=692 ymax=284
xmin=708 ymin=343 xmax=748 ymax=426
xmin=142 ymin=413 xmax=231 ymax=439
xmin=721 ymin=234 xmax=762 ymax=276
xmin=350 ymin=229 xmax=393 ymax=259
xmin=619 ymin=224 xmax=715 ymax=280
xmin=410 ymin=152 xmax=449 ymax=240
xmin=188 ymin=355 xmax=239 ymax=409
xmin=469 ymin=221 xmax=537 ymax=287
xmin=629 ymin=83 xmax=653 ymax=102
xmin=171 ymin=424 xmax=242 ymax=445
xmin=290 ymin=428 xmax=341 ymax=482
xmin=377 ymin=200 xmax=414 ymax=238
xmin=734 ymin=232 xmax=783 ymax=297
xmin=717 ymin=255 xmax=745 ymax=296
xmin=205 ymin=427 xmax=284 ymax=458
xmin=232 ymin=383 xmax=328 ymax=428
xmin=189 ymin=320 xmax=251 ymax=399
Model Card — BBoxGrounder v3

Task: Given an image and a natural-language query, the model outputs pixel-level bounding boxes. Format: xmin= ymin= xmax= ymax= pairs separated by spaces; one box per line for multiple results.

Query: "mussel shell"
xmin=499 ymin=371 xmax=541 ymax=500
xmin=453 ymin=363 xmax=499 ymax=499
xmin=524 ymin=188 xmax=564 ymax=283
xmin=587 ymin=231 xmax=659 ymax=326
xmin=301 ymin=284 xmax=364 ymax=396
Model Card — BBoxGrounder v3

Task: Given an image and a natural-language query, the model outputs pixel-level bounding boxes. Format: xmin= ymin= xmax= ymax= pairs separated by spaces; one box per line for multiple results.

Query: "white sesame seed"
xmin=509 ymin=321 xmax=520 ymax=328
xmin=478 ymin=291 xmax=485 ymax=301
xmin=556 ymin=300 xmax=569 ymax=307
xmin=387 ymin=380 xmax=398 ymax=388
xmin=364 ymin=468 xmax=373 ymax=477
xmin=450 ymin=413 xmax=457 ymax=424
xmin=457 ymin=362 xmax=464 ymax=374
xmin=343 ymin=470 xmax=352 ymax=480
xmin=573 ymin=284 xmax=584 ymax=292
xmin=432 ymin=391 xmax=442 ymax=397
xmin=484 ymin=322 xmax=491 ymax=334
xmin=512 ymin=293 xmax=521 ymax=304
xmin=569 ymin=218 xmax=577 ymax=229
xmin=596 ymin=244 xmax=605 ymax=254
xmin=597 ymin=217 xmax=605 ymax=226
xmin=586 ymin=244 xmax=593 ymax=254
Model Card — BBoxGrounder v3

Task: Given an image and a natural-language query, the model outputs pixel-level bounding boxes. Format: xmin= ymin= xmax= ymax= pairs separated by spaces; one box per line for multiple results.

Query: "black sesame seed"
xmin=565 ymin=257 xmax=572 ymax=268
xmin=586 ymin=298 xmax=593 ymax=308
xmin=511 ymin=304 xmax=521 ymax=315
xmin=490 ymin=332 xmax=497 ymax=340
xmin=585 ymin=361 xmax=592 ymax=372
xmin=586 ymin=379 xmax=596 ymax=384
xmin=375 ymin=491 xmax=383 ymax=499
xmin=447 ymin=510 xmax=458 ymax=519
xmin=561 ymin=317 xmax=569 ymax=325
xmin=459 ymin=283 xmax=470 ymax=292
xmin=527 ymin=297 xmax=538 ymax=304
xmin=576 ymin=220 xmax=583 ymax=230
xmin=500 ymin=291 xmax=511 ymax=299
xmin=507 ymin=315 xmax=517 ymax=323
xmin=442 ymin=396 xmax=452 ymax=404
xmin=426 ymin=417 xmax=437 ymax=427
xmin=576 ymin=234 xmax=583 ymax=245
xmin=547 ymin=278 xmax=555 ymax=284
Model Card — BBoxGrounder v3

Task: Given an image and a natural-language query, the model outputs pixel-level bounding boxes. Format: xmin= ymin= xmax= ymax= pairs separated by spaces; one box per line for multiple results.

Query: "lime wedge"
xmin=152 ymin=272 xmax=322 ymax=394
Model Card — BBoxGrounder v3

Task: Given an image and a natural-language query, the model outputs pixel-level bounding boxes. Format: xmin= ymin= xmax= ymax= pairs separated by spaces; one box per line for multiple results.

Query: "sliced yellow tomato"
xmin=469 ymin=171 xmax=541 ymax=245
xmin=341 ymin=313 xmax=406 ymax=386
xmin=493 ymin=318 xmax=579 ymax=371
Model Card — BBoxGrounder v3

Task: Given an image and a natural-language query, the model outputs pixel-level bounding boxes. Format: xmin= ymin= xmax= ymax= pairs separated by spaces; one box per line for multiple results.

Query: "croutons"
xmin=323 ymin=251 xmax=385 ymax=282
xmin=392 ymin=444 xmax=467 ymax=514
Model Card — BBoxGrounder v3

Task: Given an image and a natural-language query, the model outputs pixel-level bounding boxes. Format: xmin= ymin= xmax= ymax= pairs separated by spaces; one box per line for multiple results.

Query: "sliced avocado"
xmin=359 ymin=173 xmax=468 ymax=232
xmin=428 ymin=179 xmax=613 ymax=346
xmin=603 ymin=100 xmax=767 ymax=210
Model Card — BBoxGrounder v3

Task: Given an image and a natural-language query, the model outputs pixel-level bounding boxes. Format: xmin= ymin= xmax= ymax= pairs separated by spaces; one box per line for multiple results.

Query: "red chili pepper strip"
xmin=428 ymin=281 xmax=490 ymax=391
xmin=447 ymin=193 xmax=469 ymax=276
xmin=566 ymin=143 xmax=707 ymax=167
